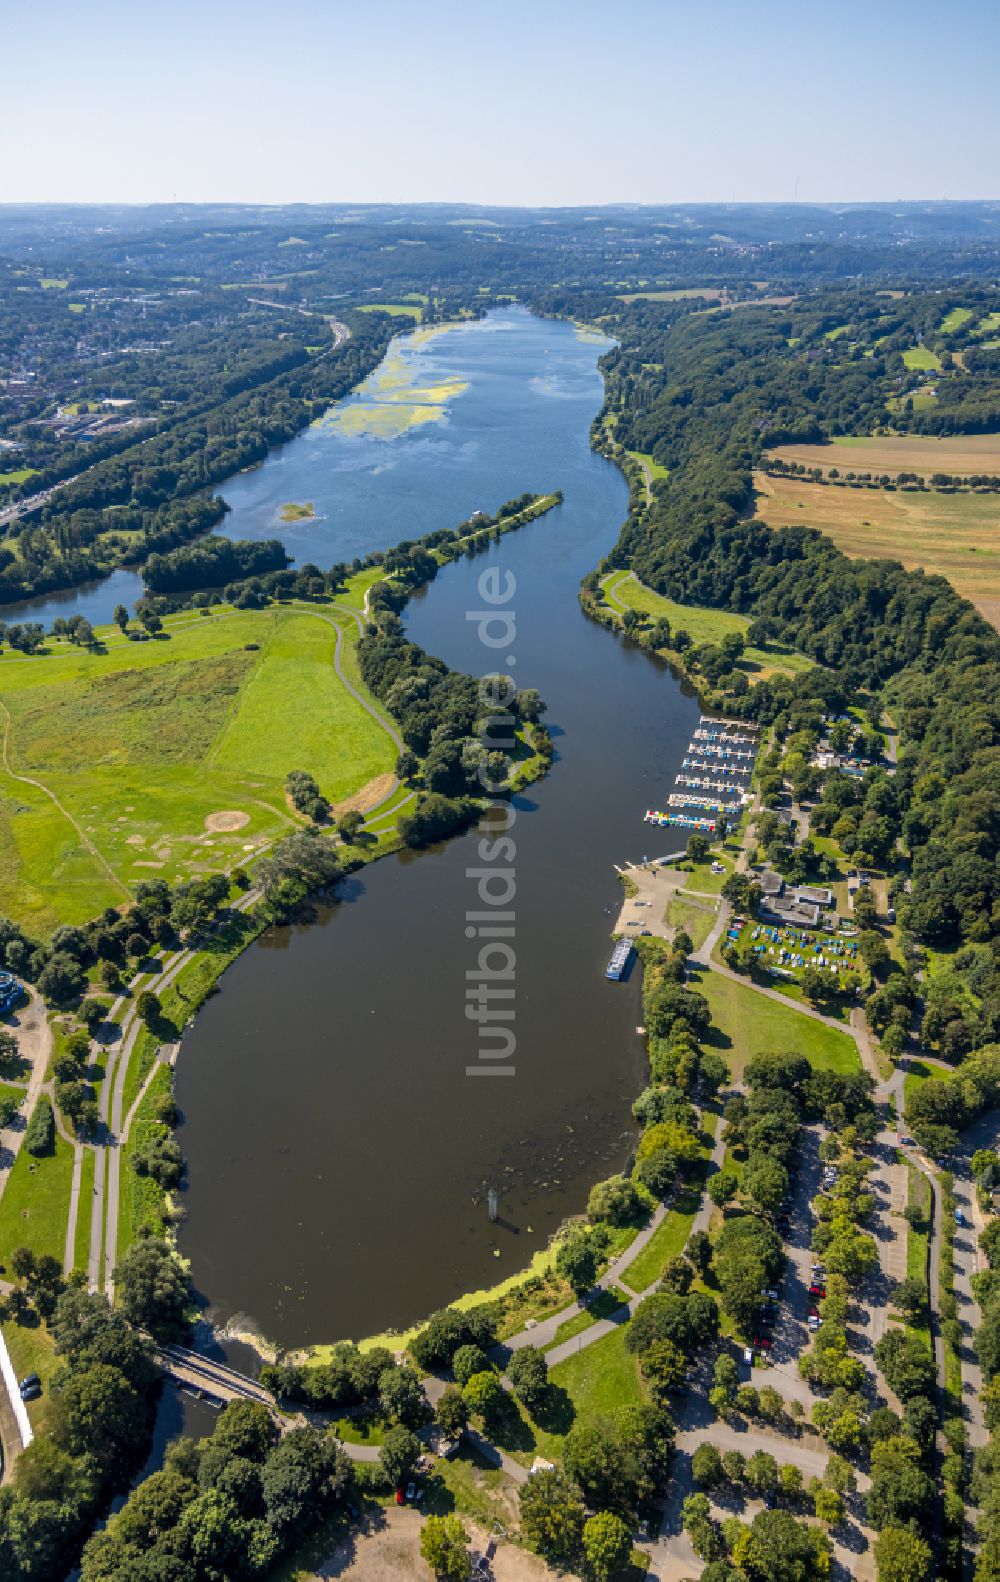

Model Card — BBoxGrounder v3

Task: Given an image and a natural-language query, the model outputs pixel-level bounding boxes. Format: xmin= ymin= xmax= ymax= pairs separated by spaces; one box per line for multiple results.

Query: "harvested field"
xmin=755 ymin=471 xmax=1000 ymax=628
xmin=767 ymin=433 xmax=1000 ymax=478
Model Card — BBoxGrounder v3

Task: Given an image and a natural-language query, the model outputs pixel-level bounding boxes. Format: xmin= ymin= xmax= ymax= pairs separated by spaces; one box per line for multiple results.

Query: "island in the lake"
xmin=279 ymin=499 xmax=317 ymax=521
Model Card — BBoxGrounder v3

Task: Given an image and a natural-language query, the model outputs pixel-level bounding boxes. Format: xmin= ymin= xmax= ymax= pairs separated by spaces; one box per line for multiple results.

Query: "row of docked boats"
xmin=643 ymin=714 xmax=760 ymax=835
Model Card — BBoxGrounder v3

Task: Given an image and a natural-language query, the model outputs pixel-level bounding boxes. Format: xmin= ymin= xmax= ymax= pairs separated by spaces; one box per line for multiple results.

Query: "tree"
xmin=379 ymin=1425 xmax=421 ymax=1489
xmin=642 ymin=1338 xmax=688 ymax=1401
xmin=890 ymin=1276 xmax=926 ymax=1321
xmin=38 ymin=952 xmax=87 ymax=1006
xmin=508 ymin=1346 xmax=548 ymax=1413
xmin=338 ymin=809 xmax=364 ymax=843
xmin=463 ymin=1370 xmax=504 ymax=1426
xmin=378 ymin=1364 xmax=427 ymax=1428
xmin=113 ymin=1237 xmax=191 ymax=1341
xmin=582 ymin=1511 xmax=631 ymax=1581
xmin=692 ymin=1443 xmax=724 ymax=1487
xmin=519 ymin=1468 xmax=586 ymax=1568
xmin=874 ymin=1330 xmax=936 ymax=1402
xmin=556 ymin=1226 xmax=600 ymax=1296
xmin=436 ymin=1386 xmax=469 ymax=1439
xmin=420 ymin=1513 xmax=472 ymax=1581
xmin=451 ymin=1344 xmax=488 ymax=1387
xmin=660 ymin=1256 xmax=694 ymax=1294
xmin=588 ymin=1174 xmax=643 ymax=1227
xmin=744 ymin=1451 xmax=778 ymax=1496
xmin=812 ymin=1485 xmax=844 ymax=1525
xmin=113 ymin=604 xmax=129 ymax=634
xmin=687 ymin=834 xmax=710 ymax=863
xmin=136 ymin=990 xmax=161 ymax=1025
xmin=743 ymin=1156 xmax=789 ymax=1216
xmin=873 ymin=1525 xmax=933 ymax=1582
xmin=51 ymin=1362 xmax=146 ymax=1476
xmin=780 ymin=1462 xmax=803 ymax=1497
xmin=707 ymin=1169 xmax=740 ymax=1208
xmin=867 ymin=1436 xmax=934 ymax=1530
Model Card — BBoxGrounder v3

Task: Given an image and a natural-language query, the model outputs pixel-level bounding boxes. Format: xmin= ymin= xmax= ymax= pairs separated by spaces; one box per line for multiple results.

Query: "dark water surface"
xmin=169 ymin=309 xmax=700 ymax=1347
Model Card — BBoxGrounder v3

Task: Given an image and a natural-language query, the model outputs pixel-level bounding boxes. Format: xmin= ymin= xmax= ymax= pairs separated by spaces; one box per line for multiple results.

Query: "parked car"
xmin=18 ymin=1373 xmax=40 ymax=1401
xmin=405 ymin=1482 xmax=416 ymax=1503
xmin=395 ymin=1487 xmax=405 ymax=1505
xmin=956 ymin=1208 xmax=965 ymax=1225
xmin=900 ymin=1136 xmax=915 ymax=1147
xmin=809 ymin=1284 xmax=826 ymax=1299
xmin=752 ymin=1335 xmax=773 ymax=1350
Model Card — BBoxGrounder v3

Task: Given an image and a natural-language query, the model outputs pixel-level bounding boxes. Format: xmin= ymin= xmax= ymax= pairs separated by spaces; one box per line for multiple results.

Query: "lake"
xmin=171 ymin=308 xmax=698 ymax=1348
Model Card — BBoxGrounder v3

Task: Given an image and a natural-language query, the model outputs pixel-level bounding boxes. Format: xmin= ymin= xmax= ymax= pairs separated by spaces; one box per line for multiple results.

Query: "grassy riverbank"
xmin=0 ymin=599 xmax=398 ymax=932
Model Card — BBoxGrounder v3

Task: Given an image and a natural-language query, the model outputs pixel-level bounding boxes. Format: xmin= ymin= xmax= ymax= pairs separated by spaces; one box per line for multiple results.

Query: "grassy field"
xmin=940 ymin=308 xmax=974 ymax=333
xmin=599 ymin=571 xmax=810 ymax=679
xmin=627 ymin=450 xmax=670 ymax=483
xmin=622 ymin=1192 xmax=701 ymax=1294
xmin=355 ymin=302 xmax=423 ymax=321
xmin=904 ymin=1163 xmax=933 ymax=1355
xmin=0 ymin=601 xmax=396 ymax=932
xmin=617 ymin=288 xmax=722 ymax=304
xmin=902 ymin=346 xmax=942 ymax=371
xmin=755 ymin=471 xmax=1000 ymax=628
xmin=665 ymin=893 xmax=715 ymax=951
xmin=0 ymin=1130 xmax=75 ymax=1265
xmin=518 ymin=1325 xmax=646 ymax=1466
xmin=0 ymin=469 xmax=38 ymax=487
xmin=766 ymin=433 xmax=1000 ymax=477
xmin=690 ymin=966 xmax=860 ymax=1079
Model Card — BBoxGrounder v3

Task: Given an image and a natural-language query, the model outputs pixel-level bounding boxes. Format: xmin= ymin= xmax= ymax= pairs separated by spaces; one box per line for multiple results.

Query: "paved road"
xmin=951 ymin=1111 xmax=996 ymax=1453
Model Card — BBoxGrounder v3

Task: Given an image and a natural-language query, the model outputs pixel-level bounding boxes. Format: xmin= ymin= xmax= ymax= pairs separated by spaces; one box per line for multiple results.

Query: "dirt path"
xmin=303 ymin=1506 xmax=566 ymax=1581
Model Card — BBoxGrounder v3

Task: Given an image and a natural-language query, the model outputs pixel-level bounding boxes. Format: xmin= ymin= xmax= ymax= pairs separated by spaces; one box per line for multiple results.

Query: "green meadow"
xmin=902 ymin=345 xmax=942 ymax=371
xmin=691 ymin=966 xmax=860 ymax=1080
xmin=0 ymin=600 xmax=396 ymax=931
xmin=599 ymin=571 xmax=810 ymax=680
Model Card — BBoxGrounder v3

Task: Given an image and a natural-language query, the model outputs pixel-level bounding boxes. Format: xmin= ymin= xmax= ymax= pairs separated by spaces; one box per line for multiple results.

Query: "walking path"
xmin=0 ymin=989 xmax=51 ymax=1200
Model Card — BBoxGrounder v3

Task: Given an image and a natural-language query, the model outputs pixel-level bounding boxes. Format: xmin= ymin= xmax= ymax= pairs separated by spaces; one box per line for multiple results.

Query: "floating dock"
xmin=606 ymin=939 xmax=635 ymax=981
xmin=645 ymin=716 xmax=760 ymax=834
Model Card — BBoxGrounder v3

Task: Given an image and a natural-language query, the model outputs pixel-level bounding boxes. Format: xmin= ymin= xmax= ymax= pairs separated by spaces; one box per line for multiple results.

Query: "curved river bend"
xmin=55 ymin=309 xmax=700 ymax=1348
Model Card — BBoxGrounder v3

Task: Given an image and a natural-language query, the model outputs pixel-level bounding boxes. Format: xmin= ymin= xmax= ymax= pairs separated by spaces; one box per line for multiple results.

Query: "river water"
xmin=169 ymin=308 xmax=700 ymax=1348
xmin=11 ymin=309 xmax=700 ymax=1350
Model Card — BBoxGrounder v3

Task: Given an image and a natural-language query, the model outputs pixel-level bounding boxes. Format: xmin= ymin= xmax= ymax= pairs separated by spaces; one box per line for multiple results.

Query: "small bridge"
xmin=156 ymin=1343 xmax=275 ymax=1410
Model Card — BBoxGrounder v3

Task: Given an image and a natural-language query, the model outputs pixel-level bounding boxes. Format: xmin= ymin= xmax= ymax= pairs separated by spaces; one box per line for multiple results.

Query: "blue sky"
xmin=6 ymin=0 xmax=999 ymax=204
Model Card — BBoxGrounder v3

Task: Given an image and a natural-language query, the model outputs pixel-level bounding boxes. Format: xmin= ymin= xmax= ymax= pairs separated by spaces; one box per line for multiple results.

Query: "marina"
xmin=645 ymin=714 xmax=760 ymax=834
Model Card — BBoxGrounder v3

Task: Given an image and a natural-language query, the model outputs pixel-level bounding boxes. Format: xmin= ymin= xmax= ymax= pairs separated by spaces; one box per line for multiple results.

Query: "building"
xmin=794 ymin=885 xmax=834 ymax=908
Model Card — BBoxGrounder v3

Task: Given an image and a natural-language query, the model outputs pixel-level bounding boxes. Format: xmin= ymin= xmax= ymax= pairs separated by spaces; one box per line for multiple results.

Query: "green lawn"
xmin=904 ymin=1164 xmax=933 ymax=1356
xmin=903 ymin=1059 xmax=948 ymax=1115
xmin=902 ymin=346 xmax=942 ymax=371
xmin=691 ymin=966 xmax=860 ymax=1079
xmin=74 ymin=1146 xmax=94 ymax=1274
xmin=519 ymin=1325 xmax=646 ymax=1466
xmin=332 ymin=1414 xmax=385 ymax=1446
xmin=940 ymin=308 xmax=973 ymax=333
xmin=623 ymin=1193 xmax=701 ymax=1295
xmin=600 ymin=571 xmax=810 ymax=679
xmin=0 ymin=603 xmax=396 ymax=931
xmin=0 ymin=1130 xmax=75 ymax=1266
xmin=209 ymin=612 xmax=394 ymax=797
xmin=549 ymin=1287 xmax=631 ymax=1348
xmin=0 ymin=469 xmax=38 ymax=487
xmin=627 ymin=450 xmax=670 ymax=483
xmin=665 ymin=894 xmax=716 ymax=951
xmin=3 ymin=1319 xmax=58 ymax=1434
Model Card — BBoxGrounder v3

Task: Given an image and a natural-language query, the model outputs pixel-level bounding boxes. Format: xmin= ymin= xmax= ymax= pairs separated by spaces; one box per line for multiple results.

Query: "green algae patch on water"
xmin=323 ymin=331 xmax=469 ymax=440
